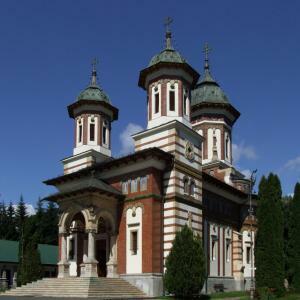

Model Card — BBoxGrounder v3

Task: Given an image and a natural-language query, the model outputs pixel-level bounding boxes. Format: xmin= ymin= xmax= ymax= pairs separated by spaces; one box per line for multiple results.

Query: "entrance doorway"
xmin=96 ymin=239 xmax=107 ymax=277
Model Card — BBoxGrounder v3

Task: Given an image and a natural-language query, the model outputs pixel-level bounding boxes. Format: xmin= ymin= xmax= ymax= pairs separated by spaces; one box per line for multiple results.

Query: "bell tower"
xmin=138 ymin=17 xmax=199 ymax=129
xmin=63 ymin=60 xmax=118 ymax=174
xmin=191 ymin=44 xmax=240 ymax=165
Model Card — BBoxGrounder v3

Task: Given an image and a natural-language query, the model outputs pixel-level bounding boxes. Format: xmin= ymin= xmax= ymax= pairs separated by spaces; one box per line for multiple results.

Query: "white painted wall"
xmin=126 ymin=207 xmax=142 ymax=274
xmin=67 ymin=233 xmax=77 ymax=276
xmin=242 ymin=230 xmax=255 ymax=278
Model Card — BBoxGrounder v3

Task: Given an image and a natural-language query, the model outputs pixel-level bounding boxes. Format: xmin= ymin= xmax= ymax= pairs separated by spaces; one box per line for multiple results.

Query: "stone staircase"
xmin=3 ymin=277 xmax=147 ymax=298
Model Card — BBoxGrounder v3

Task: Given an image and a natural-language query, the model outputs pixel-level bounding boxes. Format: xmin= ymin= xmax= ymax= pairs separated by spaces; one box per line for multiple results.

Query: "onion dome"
xmin=191 ymin=43 xmax=240 ymax=125
xmin=191 ymin=51 xmax=229 ymax=105
xmin=139 ymin=19 xmax=199 ymax=89
xmin=76 ymin=62 xmax=110 ymax=103
xmin=68 ymin=60 xmax=118 ymax=120
xmin=148 ymin=32 xmax=187 ymax=67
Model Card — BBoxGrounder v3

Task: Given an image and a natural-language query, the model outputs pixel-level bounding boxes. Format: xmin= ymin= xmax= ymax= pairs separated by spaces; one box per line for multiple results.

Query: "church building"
xmin=42 ymin=25 xmax=256 ymax=297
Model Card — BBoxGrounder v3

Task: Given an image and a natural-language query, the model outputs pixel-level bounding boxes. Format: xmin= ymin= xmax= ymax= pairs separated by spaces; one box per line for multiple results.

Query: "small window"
xmin=122 ymin=181 xmax=128 ymax=194
xmin=212 ymin=238 xmax=217 ymax=261
xmin=102 ymin=121 xmax=108 ymax=145
xmin=183 ymin=91 xmax=188 ymax=115
xmin=69 ymin=238 xmax=75 ymax=260
xmin=226 ymin=239 xmax=231 ymax=262
xmin=130 ymin=179 xmax=138 ymax=193
xmin=246 ymin=246 xmax=251 ymax=264
xmin=190 ymin=180 xmax=195 ymax=196
xmin=130 ymin=231 xmax=138 ymax=255
xmin=225 ymin=136 xmax=230 ymax=159
xmin=78 ymin=124 xmax=83 ymax=143
xmin=155 ymin=93 xmax=159 ymax=114
xmin=140 ymin=176 xmax=148 ymax=191
xmin=169 ymin=90 xmax=175 ymax=111
xmin=90 ymin=123 xmax=95 ymax=141
xmin=183 ymin=177 xmax=189 ymax=194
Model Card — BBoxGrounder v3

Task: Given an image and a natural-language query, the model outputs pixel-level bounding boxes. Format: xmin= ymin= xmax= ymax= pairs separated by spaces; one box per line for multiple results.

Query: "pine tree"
xmin=5 ymin=202 xmax=18 ymax=240
xmin=164 ymin=225 xmax=206 ymax=298
xmin=42 ymin=201 xmax=58 ymax=245
xmin=287 ymin=183 xmax=300 ymax=291
xmin=255 ymin=173 xmax=285 ymax=296
xmin=0 ymin=201 xmax=8 ymax=239
xmin=15 ymin=195 xmax=27 ymax=238
xmin=17 ymin=240 xmax=42 ymax=285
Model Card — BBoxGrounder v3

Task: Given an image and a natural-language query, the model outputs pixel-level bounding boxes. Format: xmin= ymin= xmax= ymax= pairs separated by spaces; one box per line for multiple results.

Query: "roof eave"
xmin=67 ymin=99 xmax=119 ymax=120
xmin=138 ymin=61 xmax=200 ymax=90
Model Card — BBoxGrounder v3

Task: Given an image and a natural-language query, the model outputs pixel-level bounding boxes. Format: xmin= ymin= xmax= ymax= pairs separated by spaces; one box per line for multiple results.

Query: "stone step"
xmin=5 ymin=277 xmax=146 ymax=298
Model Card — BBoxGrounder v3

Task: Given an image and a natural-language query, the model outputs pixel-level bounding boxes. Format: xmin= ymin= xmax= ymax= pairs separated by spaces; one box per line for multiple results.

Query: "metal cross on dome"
xmin=164 ymin=17 xmax=173 ymax=32
xmin=203 ymin=42 xmax=212 ymax=61
xmin=91 ymin=58 xmax=98 ymax=72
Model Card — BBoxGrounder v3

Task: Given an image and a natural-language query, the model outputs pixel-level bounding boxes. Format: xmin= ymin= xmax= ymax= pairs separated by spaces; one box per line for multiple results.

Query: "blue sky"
xmin=0 ymin=0 xmax=299 ymax=209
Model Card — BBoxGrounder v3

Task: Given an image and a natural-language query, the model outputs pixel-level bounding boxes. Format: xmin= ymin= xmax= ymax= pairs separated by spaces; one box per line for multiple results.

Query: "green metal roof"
xmin=191 ymin=67 xmax=230 ymax=106
xmin=0 ymin=239 xmax=58 ymax=265
xmin=149 ymin=49 xmax=186 ymax=67
xmin=0 ymin=240 xmax=19 ymax=263
xmin=76 ymin=65 xmax=110 ymax=103
xmin=148 ymin=31 xmax=186 ymax=67
xmin=77 ymin=85 xmax=110 ymax=103
xmin=38 ymin=244 xmax=58 ymax=265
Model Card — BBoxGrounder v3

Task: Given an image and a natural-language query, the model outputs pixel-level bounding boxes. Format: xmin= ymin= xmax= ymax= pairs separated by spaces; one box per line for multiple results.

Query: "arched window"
xmin=225 ymin=135 xmax=230 ymax=159
xmin=183 ymin=89 xmax=189 ymax=116
xmin=169 ymin=84 xmax=175 ymax=112
xmin=130 ymin=178 xmax=138 ymax=193
xmin=102 ymin=120 xmax=108 ymax=146
xmin=190 ymin=180 xmax=195 ymax=196
xmin=183 ymin=177 xmax=189 ymax=194
xmin=154 ymin=86 xmax=160 ymax=114
xmin=78 ymin=118 xmax=83 ymax=143
xmin=122 ymin=181 xmax=128 ymax=194
xmin=89 ymin=116 xmax=95 ymax=142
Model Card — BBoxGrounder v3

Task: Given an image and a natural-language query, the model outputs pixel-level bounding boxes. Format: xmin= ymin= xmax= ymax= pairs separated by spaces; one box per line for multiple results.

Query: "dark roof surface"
xmin=0 ymin=240 xmax=58 ymax=265
xmin=44 ymin=147 xmax=173 ymax=186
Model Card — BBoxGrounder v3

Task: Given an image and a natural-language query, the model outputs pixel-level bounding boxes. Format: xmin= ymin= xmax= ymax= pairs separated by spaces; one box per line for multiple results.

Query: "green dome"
xmin=149 ymin=48 xmax=186 ymax=67
xmin=191 ymin=68 xmax=229 ymax=106
xmin=77 ymin=84 xmax=110 ymax=103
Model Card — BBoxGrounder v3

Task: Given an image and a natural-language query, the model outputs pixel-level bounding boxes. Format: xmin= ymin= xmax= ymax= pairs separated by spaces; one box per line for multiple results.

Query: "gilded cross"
xmin=164 ymin=17 xmax=173 ymax=32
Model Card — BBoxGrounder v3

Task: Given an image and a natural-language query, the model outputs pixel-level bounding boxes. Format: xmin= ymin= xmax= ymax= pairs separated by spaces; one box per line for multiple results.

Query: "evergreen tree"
xmin=164 ymin=225 xmax=206 ymax=298
xmin=255 ymin=173 xmax=285 ymax=296
xmin=287 ymin=183 xmax=300 ymax=291
xmin=42 ymin=201 xmax=58 ymax=245
xmin=0 ymin=201 xmax=8 ymax=239
xmin=5 ymin=202 xmax=18 ymax=240
xmin=17 ymin=240 xmax=42 ymax=285
xmin=15 ymin=195 xmax=27 ymax=238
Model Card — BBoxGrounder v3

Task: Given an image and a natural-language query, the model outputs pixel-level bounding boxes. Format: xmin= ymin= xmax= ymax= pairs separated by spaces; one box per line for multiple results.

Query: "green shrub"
xmin=164 ymin=225 xmax=206 ymax=298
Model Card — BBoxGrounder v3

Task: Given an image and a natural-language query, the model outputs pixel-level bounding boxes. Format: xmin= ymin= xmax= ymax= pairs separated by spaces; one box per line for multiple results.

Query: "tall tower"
xmin=134 ymin=19 xmax=204 ymax=264
xmin=63 ymin=60 xmax=118 ymax=174
xmin=191 ymin=44 xmax=240 ymax=166
xmin=138 ymin=18 xmax=199 ymax=129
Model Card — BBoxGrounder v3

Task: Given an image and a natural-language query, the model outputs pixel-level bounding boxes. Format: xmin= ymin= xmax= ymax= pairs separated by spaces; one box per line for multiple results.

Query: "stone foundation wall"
xmin=120 ymin=273 xmax=163 ymax=297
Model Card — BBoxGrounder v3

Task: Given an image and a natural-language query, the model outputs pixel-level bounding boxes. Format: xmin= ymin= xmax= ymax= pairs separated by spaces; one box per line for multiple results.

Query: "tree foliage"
xmin=255 ymin=173 xmax=285 ymax=296
xmin=0 ymin=195 xmax=59 ymax=285
xmin=287 ymin=183 xmax=300 ymax=291
xmin=164 ymin=225 xmax=206 ymax=298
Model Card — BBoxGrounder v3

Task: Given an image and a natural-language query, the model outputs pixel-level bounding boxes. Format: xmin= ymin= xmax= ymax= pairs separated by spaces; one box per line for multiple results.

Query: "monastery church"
xmin=8 ymin=25 xmax=256 ymax=297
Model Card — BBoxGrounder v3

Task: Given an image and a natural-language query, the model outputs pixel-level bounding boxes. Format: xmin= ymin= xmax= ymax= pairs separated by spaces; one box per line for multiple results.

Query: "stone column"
xmin=107 ymin=234 xmax=118 ymax=278
xmin=81 ymin=229 xmax=98 ymax=277
xmin=57 ymin=232 xmax=70 ymax=278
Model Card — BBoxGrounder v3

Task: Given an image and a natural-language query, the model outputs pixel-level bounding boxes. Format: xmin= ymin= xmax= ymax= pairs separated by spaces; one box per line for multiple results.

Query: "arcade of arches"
xmin=58 ymin=208 xmax=118 ymax=278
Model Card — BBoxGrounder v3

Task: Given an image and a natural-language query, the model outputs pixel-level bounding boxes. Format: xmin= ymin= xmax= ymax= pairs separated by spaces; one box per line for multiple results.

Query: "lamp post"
xmin=249 ymin=169 xmax=257 ymax=300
